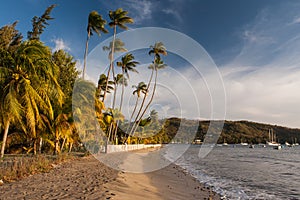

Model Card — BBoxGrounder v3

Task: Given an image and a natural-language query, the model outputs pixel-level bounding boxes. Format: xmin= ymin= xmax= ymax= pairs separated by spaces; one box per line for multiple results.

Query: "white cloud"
xmin=52 ymin=38 xmax=71 ymax=52
xmin=121 ymin=0 xmax=153 ymax=24
xmin=162 ymin=9 xmax=183 ymax=23
xmin=222 ymin=2 xmax=300 ymax=128
xmin=290 ymin=17 xmax=300 ymax=25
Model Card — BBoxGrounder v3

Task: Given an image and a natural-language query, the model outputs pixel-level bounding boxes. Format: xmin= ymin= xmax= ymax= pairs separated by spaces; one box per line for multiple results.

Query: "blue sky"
xmin=1 ymin=0 xmax=300 ymax=128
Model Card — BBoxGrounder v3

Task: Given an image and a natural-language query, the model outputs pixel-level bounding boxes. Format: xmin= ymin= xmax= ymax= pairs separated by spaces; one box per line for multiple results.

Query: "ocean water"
xmin=174 ymin=145 xmax=300 ymax=200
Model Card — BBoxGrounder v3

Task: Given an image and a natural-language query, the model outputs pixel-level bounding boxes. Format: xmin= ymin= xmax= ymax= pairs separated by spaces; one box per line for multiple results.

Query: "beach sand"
xmin=0 ymin=151 xmax=220 ymax=200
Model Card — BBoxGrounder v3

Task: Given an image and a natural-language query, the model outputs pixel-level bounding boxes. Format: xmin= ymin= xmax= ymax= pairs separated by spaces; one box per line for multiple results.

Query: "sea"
xmin=174 ymin=145 xmax=300 ymax=200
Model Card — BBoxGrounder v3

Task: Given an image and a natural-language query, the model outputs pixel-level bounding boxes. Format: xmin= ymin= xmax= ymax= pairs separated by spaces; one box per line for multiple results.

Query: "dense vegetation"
xmin=0 ymin=5 xmax=169 ymax=157
xmin=160 ymin=118 xmax=300 ymax=144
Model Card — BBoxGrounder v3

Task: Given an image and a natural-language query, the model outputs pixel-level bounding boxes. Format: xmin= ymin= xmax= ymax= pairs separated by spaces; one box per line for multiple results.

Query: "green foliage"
xmin=52 ymin=50 xmax=79 ymax=113
xmin=159 ymin=119 xmax=300 ymax=144
xmin=108 ymin=8 xmax=134 ymax=30
xmin=0 ymin=21 xmax=23 ymax=52
xmin=27 ymin=4 xmax=56 ymax=40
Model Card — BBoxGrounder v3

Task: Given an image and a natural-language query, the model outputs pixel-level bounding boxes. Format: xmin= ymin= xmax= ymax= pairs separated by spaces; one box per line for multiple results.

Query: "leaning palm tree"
xmin=125 ymin=82 xmax=147 ymax=140
xmin=83 ymin=11 xmax=108 ymax=79
xmin=129 ymin=42 xmax=167 ymax=136
xmin=0 ymin=67 xmax=23 ymax=158
xmin=116 ymin=53 xmax=139 ymax=112
xmin=102 ymin=8 xmax=133 ymax=102
xmin=132 ymin=58 xmax=167 ymax=135
xmin=0 ymin=40 xmax=64 ymax=157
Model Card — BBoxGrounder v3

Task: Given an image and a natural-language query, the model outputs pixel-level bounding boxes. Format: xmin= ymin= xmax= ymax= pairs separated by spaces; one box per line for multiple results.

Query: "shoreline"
xmin=0 ymin=152 xmax=221 ymax=200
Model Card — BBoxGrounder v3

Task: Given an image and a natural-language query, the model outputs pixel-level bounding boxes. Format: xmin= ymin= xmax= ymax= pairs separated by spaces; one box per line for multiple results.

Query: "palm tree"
xmin=129 ymin=42 xmax=167 ymax=136
xmin=126 ymin=82 xmax=147 ymax=135
xmin=116 ymin=53 xmax=139 ymax=112
xmin=102 ymin=38 xmax=127 ymax=102
xmin=0 ymin=68 xmax=23 ymax=158
xmin=0 ymin=40 xmax=64 ymax=157
xmin=113 ymin=74 xmax=128 ymax=109
xmin=102 ymin=8 xmax=133 ymax=102
xmin=83 ymin=11 xmax=108 ymax=79
xmin=96 ymin=74 xmax=114 ymax=99
xmin=148 ymin=42 xmax=167 ymax=59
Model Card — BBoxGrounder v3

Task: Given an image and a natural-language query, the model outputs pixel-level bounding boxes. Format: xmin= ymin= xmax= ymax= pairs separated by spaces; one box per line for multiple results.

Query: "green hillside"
xmin=161 ymin=118 xmax=300 ymax=144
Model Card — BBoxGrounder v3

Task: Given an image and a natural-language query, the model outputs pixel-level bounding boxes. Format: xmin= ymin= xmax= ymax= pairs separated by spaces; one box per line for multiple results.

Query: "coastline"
xmin=0 ymin=153 xmax=220 ymax=200
xmin=106 ymin=163 xmax=221 ymax=200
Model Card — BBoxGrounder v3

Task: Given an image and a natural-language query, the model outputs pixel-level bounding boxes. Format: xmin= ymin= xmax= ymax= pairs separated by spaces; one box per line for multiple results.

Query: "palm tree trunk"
xmin=120 ymin=68 xmax=125 ymax=112
xmin=0 ymin=119 xmax=10 ymax=158
xmin=103 ymin=25 xmax=117 ymax=102
xmin=113 ymin=68 xmax=126 ymax=144
xmin=112 ymin=85 xmax=118 ymax=109
xmin=69 ymin=142 xmax=73 ymax=153
xmin=133 ymin=69 xmax=158 ymax=134
xmin=61 ymin=137 xmax=66 ymax=152
xmin=33 ymin=139 xmax=37 ymax=155
xmin=126 ymin=96 xmax=139 ymax=134
xmin=82 ymin=31 xmax=90 ymax=79
xmin=138 ymin=70 xmax=158 ymax=121
xmin=129 ymin=69 xmax=154 ymax=136
xmin=39 ymin=137 xmax=43 ymax=154
xmin=54 ymin=131 xmax=59 ymax=155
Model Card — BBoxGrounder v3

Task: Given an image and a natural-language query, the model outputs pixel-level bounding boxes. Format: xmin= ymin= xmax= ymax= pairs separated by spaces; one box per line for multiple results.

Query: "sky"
xmin=1 ymin=0 xmax=300 ymax=128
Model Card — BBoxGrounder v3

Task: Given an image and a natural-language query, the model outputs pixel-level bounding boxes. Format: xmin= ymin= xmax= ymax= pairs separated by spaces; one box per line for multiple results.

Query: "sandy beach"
xmin=0 ymin=151 xmax=220 ymax=200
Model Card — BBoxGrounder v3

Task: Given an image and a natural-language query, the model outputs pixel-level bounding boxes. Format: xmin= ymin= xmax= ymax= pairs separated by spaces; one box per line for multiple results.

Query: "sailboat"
xmin=266 ymin=129 xmax=280 ymax=147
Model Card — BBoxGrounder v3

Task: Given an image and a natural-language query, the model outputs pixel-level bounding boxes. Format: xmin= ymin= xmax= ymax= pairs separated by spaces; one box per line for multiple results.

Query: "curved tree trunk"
xmin=133 ymin=69 xmax=158 ymax=134
xmin=82 ymin=30 xmax=90 ymax=80
xmin=129 ymin=69 xmax=154 ymax=136
xmin=126 ymin=96 xmax=139 ymax=134
xmin=0 ymin=120 xmax=10 ymax=158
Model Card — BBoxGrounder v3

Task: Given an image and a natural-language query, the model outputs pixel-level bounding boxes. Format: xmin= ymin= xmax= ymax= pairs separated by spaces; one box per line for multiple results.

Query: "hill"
xmin=161 ymin=118 xmax=300 ymax=144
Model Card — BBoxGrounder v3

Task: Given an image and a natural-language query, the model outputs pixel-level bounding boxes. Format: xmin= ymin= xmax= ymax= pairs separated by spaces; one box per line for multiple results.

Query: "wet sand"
xmin=0 ymin=153 xmax=220 ymax=200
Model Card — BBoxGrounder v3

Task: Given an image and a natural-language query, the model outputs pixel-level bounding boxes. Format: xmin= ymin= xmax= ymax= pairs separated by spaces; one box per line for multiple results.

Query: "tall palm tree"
xmin=111 ymin=74 xmax=128 ymax=143
xmin=102 ymin=8 xmax=133 ymax=102
xmin=102 ymin=38 xmax=127 ymax=102
xmin=83 ymin=11 xmax=108 ymax=79
xmin=129 ymin=42 xmax=167 ymax=136
xmin=116 ymin=53 xmax=139 ymax=112
xmin=113 ymin=74 xmax=128 ymax=109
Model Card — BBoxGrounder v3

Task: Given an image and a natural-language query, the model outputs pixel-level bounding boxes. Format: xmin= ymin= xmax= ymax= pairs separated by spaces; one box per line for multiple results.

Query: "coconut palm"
xmin=116 ymin=53 xmax=139 ymax=112
xmin=126 ymin=82 xmax=147 ymax=135
xmin=0 ymin=40 xmax=64 ymax=157
xmin=83 ymin=11 xmax=108 ymax=79
xmin=96 ymin=74 xmax=114 ymax=99
xmin=148 ymin=42 xmax=167 ymax=59
xmin=129 ymin=42 xmax=167 ymax=136
xmin=113 ymin=74 xmax=128 ymax=109
xmin=102 ymin=8 xmax=133 ymax=102
xmin=102 ymin=38 xmax=127 ymax=102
